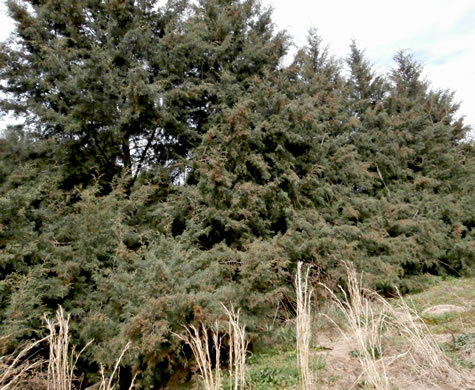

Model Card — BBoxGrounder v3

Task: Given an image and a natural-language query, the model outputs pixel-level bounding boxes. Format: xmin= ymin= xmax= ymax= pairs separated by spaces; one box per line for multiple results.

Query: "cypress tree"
xmin=0 ymin=2 xmax=473 ymax=387
xmin=0 ymin=0 xmax=288 ymax=189
xmin=343 ymin=48 xmax=474 ymax=288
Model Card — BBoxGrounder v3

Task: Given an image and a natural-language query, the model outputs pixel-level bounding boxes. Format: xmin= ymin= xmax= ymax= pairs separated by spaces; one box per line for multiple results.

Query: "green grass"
xmin=408 ymin=277 xmax=474 ymax=334
xmin=242 ymin=346 xmax=325 ymax=390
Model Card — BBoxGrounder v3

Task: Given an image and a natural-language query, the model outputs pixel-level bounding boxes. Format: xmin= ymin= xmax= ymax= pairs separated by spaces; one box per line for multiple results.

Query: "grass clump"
xmin=384 ymin=291 xmax=470 ymax=388
xmin=44 ymin=306 xmax=93 ymax=390
xmin=223 ymin=305 xmax=248 ymax=390
xmin=321 ymin=262 xmax=390 ymax=390
xmin=174 ymin=304 xmax=248 ymax=390
xmin=175 ymin=323 xmax=223 ymax=390
xmin=1 ymin=307 xmax=135 ymax=390
xmin=0 ymin=335 xmax=46 ymax=390
xmin=318 ymin=263 xmax=474 ymax=389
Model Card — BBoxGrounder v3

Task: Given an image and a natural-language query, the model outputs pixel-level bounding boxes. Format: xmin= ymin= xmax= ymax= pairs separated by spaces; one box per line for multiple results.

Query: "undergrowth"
xmin=0 ymin=266 xmax=473 ymax=389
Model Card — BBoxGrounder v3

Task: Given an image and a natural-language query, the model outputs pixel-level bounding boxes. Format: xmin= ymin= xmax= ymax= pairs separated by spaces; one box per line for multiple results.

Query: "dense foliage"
xmin=1 ymin=0 xmax=473 ymax=387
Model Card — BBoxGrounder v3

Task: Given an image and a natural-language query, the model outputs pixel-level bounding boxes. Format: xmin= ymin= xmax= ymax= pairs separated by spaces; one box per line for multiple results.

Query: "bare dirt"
xmin=314 ymin=329 xmax=475 ymax=390
xmin=422 ymin=304 xmax=469 ymax=316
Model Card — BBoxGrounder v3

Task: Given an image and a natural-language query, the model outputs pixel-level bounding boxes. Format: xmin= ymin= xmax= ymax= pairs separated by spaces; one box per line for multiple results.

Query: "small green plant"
xmin=247 ymin=367 xmax=296 ymax=387
xmin=448 ymin=333 xmax=475 ymax=369
xmin=349 ymin=345 xmax=383 ymax=360
xmin=310 ymin=355 xmax=326 ymax=371
xmin=452 ymin=333 xmax=475 ymax=352
xmin=245 ymin=349 xmax=299 ymax=389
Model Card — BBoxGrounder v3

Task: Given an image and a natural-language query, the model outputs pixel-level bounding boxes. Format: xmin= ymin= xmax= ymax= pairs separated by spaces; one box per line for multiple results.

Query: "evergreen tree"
xmin=0 ymin=2 xmax=473 ymax=387
xmin=0 ymin=0 xmax=286 ymax=188
xmin=346 ymin=40 xmax=388 ymax=115
xmin=343 ymin=48 xmax=474 ymax=287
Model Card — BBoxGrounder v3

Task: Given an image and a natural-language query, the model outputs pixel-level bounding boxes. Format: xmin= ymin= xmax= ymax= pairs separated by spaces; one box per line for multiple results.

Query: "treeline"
xmin=0 ymin=0 xmax=473 ymax=387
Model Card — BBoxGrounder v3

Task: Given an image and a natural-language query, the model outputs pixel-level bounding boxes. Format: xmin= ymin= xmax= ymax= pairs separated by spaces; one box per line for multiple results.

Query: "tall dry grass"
xmin=175 ymin=323 xmax=222 ymax=390
xmin=380 ymin=290 xmax=469 ymax=387
xmin=44 ymin=306 xmax=93 ymax=390
xmin=45 ymin=307 xmax=136 ymax=390
xmin=295 ymin=262 xmax=313 ymax=390
xmin=320 ymin=261 xmax=472 ymax=389
xmin=0 ymin=335 xmax=46 ymax=390
xmin=321 ymin=262 xmax=391 ymax=390
xmin=174 ymin=304 xmax=248 ymax=390
xmin=222 ymin=304 xmax=248 ymax=390
xmin=94 ymin=342 xmax=136 ymax=390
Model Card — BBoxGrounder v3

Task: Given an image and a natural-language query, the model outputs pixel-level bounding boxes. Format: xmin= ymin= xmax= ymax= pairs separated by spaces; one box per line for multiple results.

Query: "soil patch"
xmin=422 ymin=304 xmax=468 ymax=316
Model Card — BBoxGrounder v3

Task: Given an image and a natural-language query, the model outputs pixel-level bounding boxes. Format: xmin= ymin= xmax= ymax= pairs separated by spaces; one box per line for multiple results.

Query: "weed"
xmin=452 ymin=333 xmax=475 ymax=353
xmin=245 ymin=350 xmax=299 ymax=389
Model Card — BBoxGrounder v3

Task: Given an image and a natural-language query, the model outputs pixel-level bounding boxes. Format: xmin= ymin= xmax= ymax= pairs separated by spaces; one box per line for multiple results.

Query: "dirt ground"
xmin=312 ymin=279 xmax=475 ymax=390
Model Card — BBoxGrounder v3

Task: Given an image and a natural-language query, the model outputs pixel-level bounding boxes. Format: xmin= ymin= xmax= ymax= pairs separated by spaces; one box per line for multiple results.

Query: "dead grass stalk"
xmin=95 ymin=342 xmax=136 ymax=390
xmin=222 ymin=304 xmax=248 ymax=390
xmin=321 ymin=262 xmax=390 ymax=390
xmin=174 ymin=323 xmax=222 ymax=390
xmin=381 ymin=291 xmax=469 ymax=387
xmin=44 ymin=306 xmax=92 ymax=390
xmin=295 ymin=262 xmax=313 ymax=390
xmin=0 ymin=336 xmax=46 ymax=390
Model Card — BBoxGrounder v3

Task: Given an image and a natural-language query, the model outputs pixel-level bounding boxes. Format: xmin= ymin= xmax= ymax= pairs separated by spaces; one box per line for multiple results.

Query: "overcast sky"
xmin=1 ymin=0 xmax=474 ymax=132
xmin=263 ymin=0 xmax=475 ymax=132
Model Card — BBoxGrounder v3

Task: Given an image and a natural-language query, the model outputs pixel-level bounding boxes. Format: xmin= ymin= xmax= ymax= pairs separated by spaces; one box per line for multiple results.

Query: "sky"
xmin=262 ymin=0 xmax=475 ymax=133
xmin=0 ymin=0 xmax=474 ymax=134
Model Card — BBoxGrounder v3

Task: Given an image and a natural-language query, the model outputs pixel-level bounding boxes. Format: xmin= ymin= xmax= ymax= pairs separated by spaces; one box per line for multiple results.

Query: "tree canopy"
xmin=0 ymin=0 xmax=473 ymax=387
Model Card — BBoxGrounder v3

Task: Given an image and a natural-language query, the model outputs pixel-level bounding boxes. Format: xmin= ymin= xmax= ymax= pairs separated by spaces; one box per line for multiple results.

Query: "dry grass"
xmin=2 ymin=272 xmax=471 ymax=390
xmin=295 ymin=262 xmax=314 ymax=390
xmin=0 ymin=335 xmax=46 ymax=390
xmin=93 ymin=342 xmax=136 ymax=390
xmin=174 ymin=304 xmax=249 ymax=390
xmin=318 ymin=262 xmax=474 ymax=389
xmin=44 ymin=306 xmax=93 ymax=390
xmin=45 ymin=307 xmax=135 ymax=390
xmin=222 ymin=304 xmax=248 ymax=390
xmin=174 ymin=323 xmax=222 ymax=390
xmin=321 ymin=262 xmax=390 ymax=390
xmin=1 ymin=308 xmax=136 ymax=390
xmin=381 ymin=291 xmax=470 ymax=388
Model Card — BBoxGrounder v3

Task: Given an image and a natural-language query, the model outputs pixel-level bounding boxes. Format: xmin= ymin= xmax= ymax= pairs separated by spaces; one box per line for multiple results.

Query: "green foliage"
xmin=245 ymin=349 xmax=299 ymax=388
xmin=452 ymin=333 xmax=475 ymax=353
xmin=0 ymin=0 xmax=474 ymax=387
